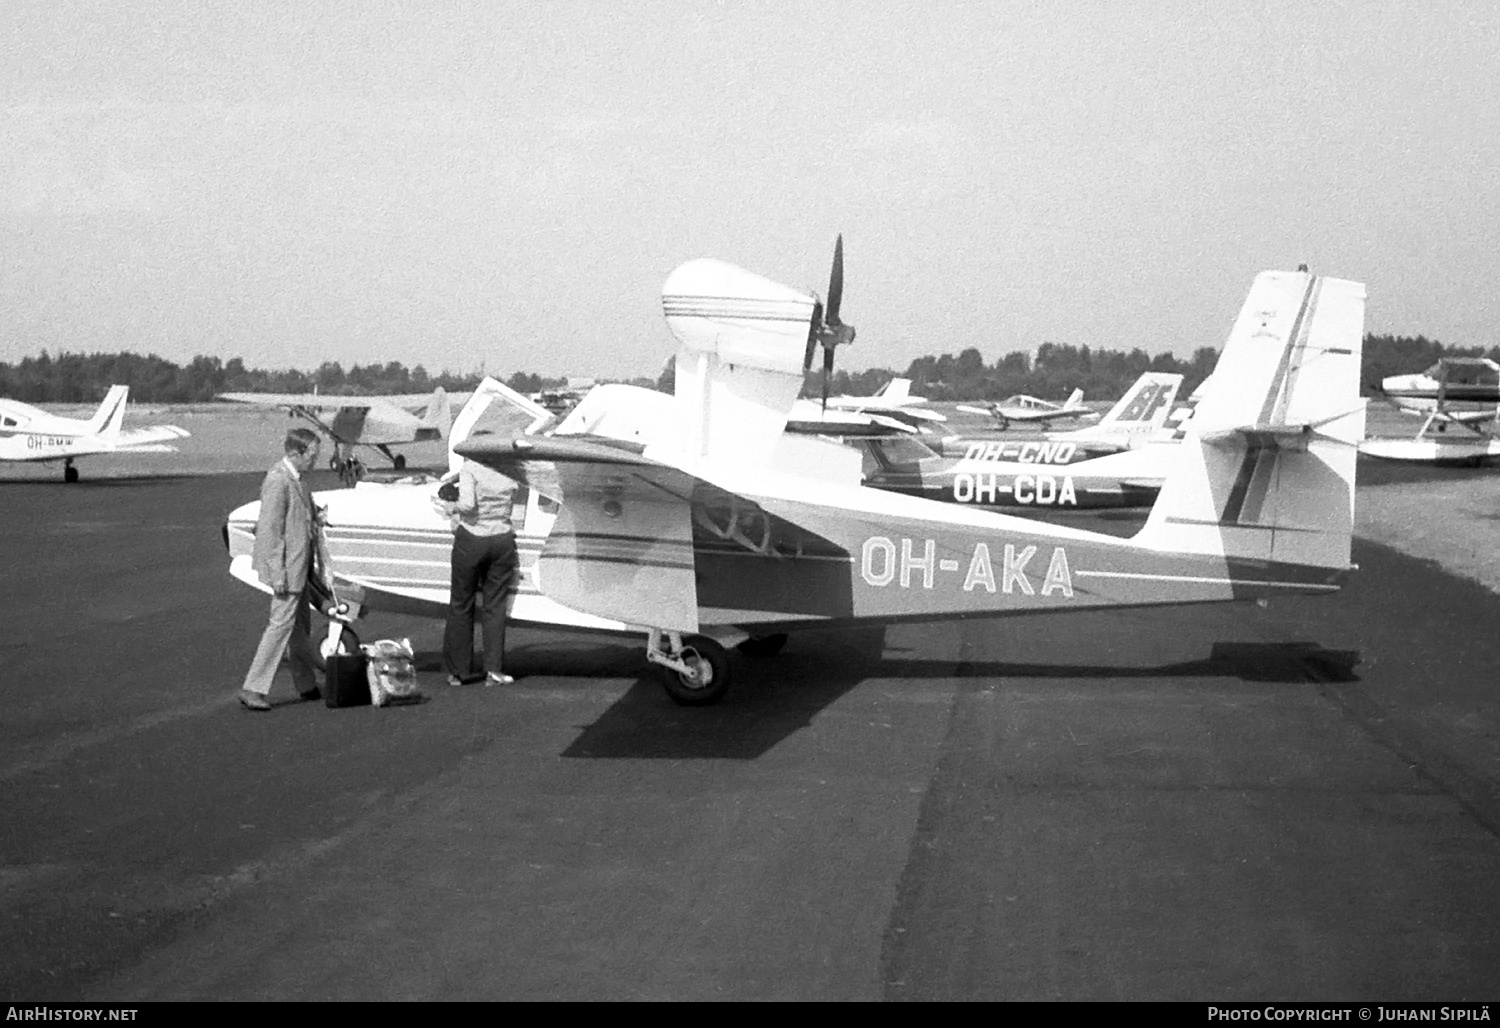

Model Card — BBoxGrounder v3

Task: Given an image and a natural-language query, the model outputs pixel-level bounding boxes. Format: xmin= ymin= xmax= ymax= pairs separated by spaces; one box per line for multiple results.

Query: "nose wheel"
xmin=63 ymin=459 xmax=79 ymax=483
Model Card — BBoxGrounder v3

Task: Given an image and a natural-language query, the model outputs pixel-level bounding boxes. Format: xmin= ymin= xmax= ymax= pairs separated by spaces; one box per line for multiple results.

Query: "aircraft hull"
xmin=683 ymin=495 xmax=1346 ymax=630
xmin=224 ymin=482 xmax=632 ymax=634
xmin=863 ymin=439 xmax=1174 ymax=510
xmin=866 ymin=467 xmax=1161 ymax=510
xmin=1358 ymin=437 xmax=1500 ymax=466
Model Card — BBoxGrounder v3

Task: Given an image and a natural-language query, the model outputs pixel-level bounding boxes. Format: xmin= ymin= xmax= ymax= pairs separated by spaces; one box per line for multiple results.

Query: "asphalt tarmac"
xmin=2 ymin=470 xmax=1498 ymax=1001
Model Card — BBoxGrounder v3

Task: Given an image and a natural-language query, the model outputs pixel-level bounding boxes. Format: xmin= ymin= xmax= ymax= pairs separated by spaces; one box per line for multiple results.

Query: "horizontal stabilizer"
xmin=1197 ymin=403 xmax=1368 ymax=448
xmin=111 ymin=424 xmax=191 ymax=450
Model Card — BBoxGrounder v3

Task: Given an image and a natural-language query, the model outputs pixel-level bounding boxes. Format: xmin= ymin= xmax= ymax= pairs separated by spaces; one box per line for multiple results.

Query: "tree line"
xmin=812 ymin=334 xmax=1499 ymax=403
xmin=1 ymin=335 xmax=1494 ymax=405
xmin=0 ymin=353 xmax=576 ymax=404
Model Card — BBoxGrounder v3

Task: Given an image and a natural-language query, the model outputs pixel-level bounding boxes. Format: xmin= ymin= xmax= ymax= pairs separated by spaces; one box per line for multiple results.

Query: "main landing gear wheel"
xmin=737 ymin=633 xmax=788 ymax=658
xmin=393 ymin=454 xmax=407 ymax=470
xmin=661 ymin=634 xmax=730 ymax=707
xmin=63 ymin=463 xmax=79 ymax=484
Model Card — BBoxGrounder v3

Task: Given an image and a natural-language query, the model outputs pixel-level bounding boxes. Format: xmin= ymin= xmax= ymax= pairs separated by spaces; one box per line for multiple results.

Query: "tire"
xmin=63 ymin=465 xmax=79 ymax=483
xmin=661 ymin=635 xmax=731 ymax=706
xmin=393 ymin=454 xmax=407 ymax=470
xmin=737 ymin=633 xmax=788 ymax=658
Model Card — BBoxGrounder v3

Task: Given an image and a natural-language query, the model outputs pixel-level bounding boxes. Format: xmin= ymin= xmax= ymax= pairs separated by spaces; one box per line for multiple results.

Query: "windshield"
xmin=870 ymin=435 xmax=938 ymax=466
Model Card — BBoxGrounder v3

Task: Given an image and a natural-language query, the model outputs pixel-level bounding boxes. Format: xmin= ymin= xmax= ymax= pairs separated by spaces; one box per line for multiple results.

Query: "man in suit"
xmin=239 ymin=427 xmax=325 ymax=711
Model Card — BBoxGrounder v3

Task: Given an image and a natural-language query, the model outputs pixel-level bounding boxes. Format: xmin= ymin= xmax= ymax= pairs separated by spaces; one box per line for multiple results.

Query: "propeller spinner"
xmin=802 ymin=235 xmax=857 ymax=410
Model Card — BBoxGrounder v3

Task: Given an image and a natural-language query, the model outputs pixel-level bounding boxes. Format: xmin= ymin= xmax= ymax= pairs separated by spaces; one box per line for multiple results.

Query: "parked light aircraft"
xmin=1362 ymin=357 xmax=1500 ymax=465
xmin=832 ymin=377 xmax=918 ymax=404
xmin=531 ymin=379 xmax=595 ymax=415
xmin=922 ymin=371 xmax=1187 ymax=460
xmin=855 ymin=429 xmax=1178 ymax=510
xmin=225 ymin=251 xmax=1365 ymax=707
xmin=786 ymin=378 xmax=947 ymax=436
xmin=788 ymin=373 xmax=1188 ymax=508
xmin=1 ymin=386 xmax=189 ymax=482
xmin=218 ymin=388 xmax=454 ymax=482
xmin=956 ymin=388 xmax=1098 ymax=429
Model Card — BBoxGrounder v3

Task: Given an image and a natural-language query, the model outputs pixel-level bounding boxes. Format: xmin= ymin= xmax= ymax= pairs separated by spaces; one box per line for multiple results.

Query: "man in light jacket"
xmin=239 ymin=428 xmax=325 ymax=711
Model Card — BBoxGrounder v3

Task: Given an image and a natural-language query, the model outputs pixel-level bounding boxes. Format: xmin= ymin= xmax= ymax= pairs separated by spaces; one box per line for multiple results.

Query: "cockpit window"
xmin=871 ymin=436 xmax=937 ymax=466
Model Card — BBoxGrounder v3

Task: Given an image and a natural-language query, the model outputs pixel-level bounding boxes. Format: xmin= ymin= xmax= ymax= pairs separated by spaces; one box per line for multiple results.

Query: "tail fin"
xmin=1100 ymin=373 xmax=1180 ymax=430
xmin=1063 ymin=387 xmax=1085 ymax=409
xmin=422 ymin=387 xmax=452 ymax=437
xmin=1049 ymin=373 xmax=1182 ymax=442
xmin=1135 ymin=271 xmax=1366 ymax=572
xmin=877 ymin=378 xmax=912 ymax=402
xmin=86 ymin=385 xmax=129 ymax=436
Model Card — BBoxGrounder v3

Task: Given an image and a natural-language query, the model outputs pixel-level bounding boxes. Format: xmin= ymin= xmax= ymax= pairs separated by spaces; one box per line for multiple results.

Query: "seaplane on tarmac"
xmin=225 ymin=242 xmax=1366 ymax=707
xmin=956 ymin=388 xmax=1098 ymax=430
xmin=1 ymin=385 xmax=189 ymax=482
xmin=1361 ymin=357 xmax=1500 ymax=466
xmin=218 ymin=388 xmax=454 ymax=483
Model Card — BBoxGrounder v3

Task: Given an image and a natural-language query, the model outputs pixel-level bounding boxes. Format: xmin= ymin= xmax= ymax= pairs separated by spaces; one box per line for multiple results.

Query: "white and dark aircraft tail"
xmin=876 ymin=378 xmax=912 ymax=402
xmin=422 ymin=387 xmax=452 ymax=438
xmin=1052 ymin=372 xmax=1183 ymax=442
xmin=1096 ymin=374 xmax=1179 ymax=431
xmin=85 ymin=385 xmax=130 ymax=437
xmin=1135 ymin=270 xmax=1366 ymax=572
xmin=1063 ymin=387 xmax=1085 ymax=409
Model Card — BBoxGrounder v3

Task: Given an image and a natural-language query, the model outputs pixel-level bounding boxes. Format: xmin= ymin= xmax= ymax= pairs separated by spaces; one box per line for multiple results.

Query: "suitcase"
xmin=323 ymin=624 xmax=370 ymax=708
xmin=325 ymin=652 xmax=370 ymax=708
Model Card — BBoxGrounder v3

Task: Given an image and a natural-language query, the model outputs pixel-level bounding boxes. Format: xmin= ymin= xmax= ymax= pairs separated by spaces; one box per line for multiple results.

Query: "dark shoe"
xmin=298 ymin=688 xmax=322 ymax=702
xmin=239 ymin=689 xmax=272 ymax=712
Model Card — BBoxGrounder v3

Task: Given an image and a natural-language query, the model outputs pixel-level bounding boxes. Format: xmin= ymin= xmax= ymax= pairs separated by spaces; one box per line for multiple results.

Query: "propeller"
xmin=803 ymin=235 xmax=857 ymax=411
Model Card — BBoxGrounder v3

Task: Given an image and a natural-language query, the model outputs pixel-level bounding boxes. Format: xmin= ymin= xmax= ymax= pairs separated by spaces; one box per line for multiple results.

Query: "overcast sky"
xmin=3 ymin=1 xmax=1496 ymax=379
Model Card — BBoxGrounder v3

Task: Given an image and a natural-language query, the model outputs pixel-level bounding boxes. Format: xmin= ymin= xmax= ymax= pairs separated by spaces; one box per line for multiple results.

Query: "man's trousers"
xmin=242 ymin=585 xmax=319 ymax=696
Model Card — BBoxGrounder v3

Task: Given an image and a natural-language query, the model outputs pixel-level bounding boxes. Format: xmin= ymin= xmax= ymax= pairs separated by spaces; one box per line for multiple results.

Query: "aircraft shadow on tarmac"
xmin=1356 ymin=455 xmax=1500 ymax=486
xmin=876 ymin=639 xmax=1361 ymax=685
xmin=554 ymin=633 xmax=1360 ymax=761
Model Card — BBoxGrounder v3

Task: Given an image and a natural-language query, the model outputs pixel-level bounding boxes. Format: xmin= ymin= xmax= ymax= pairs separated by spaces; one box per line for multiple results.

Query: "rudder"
xmin=1136 ymin=271 xmax=1366 ymax=573
xmin=87 ymin=385 xmax=129 ymax=436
